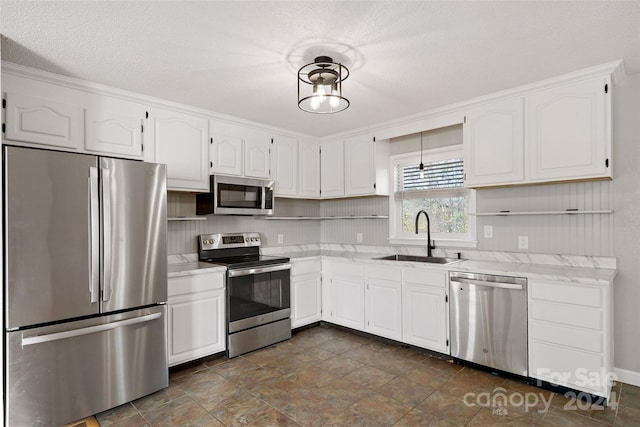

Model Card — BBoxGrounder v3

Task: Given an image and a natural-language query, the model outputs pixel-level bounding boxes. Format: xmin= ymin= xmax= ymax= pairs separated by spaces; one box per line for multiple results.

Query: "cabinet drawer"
xmin=329 ymin=262 xmax=364 ymax=277
xmin=530 ymin=300 xmax=602 ymax=330
xmin=291 ymin=259 xmax=321 ymax=276
xmin=530 ymin=341 xmax=605 ymax=395
xmin=168 ymin=273 xmax=225 ymax=297
xmin=403 ymin=268 xmax=446 ymax=288
xmin=530 ymin=321 xmax=602 ymax=353
xmin=366 ymin=265 xmax=401 ymax=281
xmin=531 ymin=281 xmax=602 ymax=308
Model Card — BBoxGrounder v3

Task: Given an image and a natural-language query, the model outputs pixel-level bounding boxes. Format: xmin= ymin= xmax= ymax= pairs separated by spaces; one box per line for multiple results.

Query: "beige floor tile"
xmin=344 ymin=365 xmax=396 ymax=389
xmin=139 ymin=395 xmax=218 ymax=427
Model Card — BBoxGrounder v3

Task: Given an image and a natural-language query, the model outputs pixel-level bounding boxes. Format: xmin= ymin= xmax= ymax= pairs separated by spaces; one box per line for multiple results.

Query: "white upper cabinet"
xmin=320 ymin=140 xmax=345 ymax=198
xmin=85 ymin=94 xmax=146 ymax=158
xmin=5 ymin=91 xmax=84 ymax=150
xmin=526 ymin=76 xmax=611 ymax=182
xmin=344 ymin=135 xmax=390 ymax=197
xmin=272 ymin=135 xmax=298 ymax=196
xmin=345 ymin=135 xmax=375 ymax=196
xmin=209 ymin=121 xmax=271 ymax=179
xmin=463 ymin=98 xmax=525 ymax=187
xmin=209 ymin=130 xmax=243 ymax=176
xmin=149 ymin=107 xmax=209 ymax=192
xmin=243 ymin=129 xmax=271 ymax=179
xmin=298 ymin=140 xmax=321 ymax=198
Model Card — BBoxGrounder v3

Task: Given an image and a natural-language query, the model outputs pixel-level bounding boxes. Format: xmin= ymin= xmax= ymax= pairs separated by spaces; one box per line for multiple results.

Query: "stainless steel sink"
xmin=374 ymin=254 xmax=461 ymax=264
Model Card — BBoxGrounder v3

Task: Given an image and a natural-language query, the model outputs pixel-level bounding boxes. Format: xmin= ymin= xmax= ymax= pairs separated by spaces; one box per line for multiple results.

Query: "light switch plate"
xmin=484 ymin=225 xmax=493 ymax=238
xmin=518 ymin=235 xmax=528 ymax=250
xmin=277 ymin=234 xmax=284 ymax=244
xmin=356 ymin=232 xmax=363 ymax=243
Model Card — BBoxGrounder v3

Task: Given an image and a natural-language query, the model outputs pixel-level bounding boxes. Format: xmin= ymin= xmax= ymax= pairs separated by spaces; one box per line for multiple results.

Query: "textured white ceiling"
xmin=2 ymin=1 xmax=639 ymax=137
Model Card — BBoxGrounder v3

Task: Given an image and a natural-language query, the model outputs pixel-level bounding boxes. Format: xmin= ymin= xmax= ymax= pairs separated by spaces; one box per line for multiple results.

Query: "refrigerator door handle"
xmin=21 ymin=312 xmax=162 ymax=346
xmin=89 ymin=167 xmax=99 ymax=303
xmin=102 ymin=165 xmax=113 ymax=302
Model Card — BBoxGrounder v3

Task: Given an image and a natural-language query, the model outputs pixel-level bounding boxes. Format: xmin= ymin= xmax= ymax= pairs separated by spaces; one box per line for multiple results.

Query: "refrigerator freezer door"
xmin=100 ymin=157 xmax=167 ymax=313
xmin=6 ymin=305 xmax=168 ymax=427
xmin=4 ymin=146 xmax=100 ymax=329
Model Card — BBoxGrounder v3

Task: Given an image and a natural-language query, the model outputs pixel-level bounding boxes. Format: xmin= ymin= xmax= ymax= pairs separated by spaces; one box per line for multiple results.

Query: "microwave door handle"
xmin=102 ymin=165 xmax=112 ymax=302
xmin=88 ymin=167 xmax=99 ymax=304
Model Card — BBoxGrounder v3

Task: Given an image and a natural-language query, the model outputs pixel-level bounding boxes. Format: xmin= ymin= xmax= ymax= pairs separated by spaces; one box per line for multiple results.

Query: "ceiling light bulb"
xmin=310 ymin=96 xmax=321 ymax=110
xmin=316 ymin=84 xmax=327 ymax=103
xmin=330 ymin=96 xmax=340 ymax=109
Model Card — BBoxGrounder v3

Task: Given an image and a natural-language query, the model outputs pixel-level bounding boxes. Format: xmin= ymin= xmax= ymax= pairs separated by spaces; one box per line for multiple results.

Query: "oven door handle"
xmin=228 ymin=263 xmax=291 ymax=277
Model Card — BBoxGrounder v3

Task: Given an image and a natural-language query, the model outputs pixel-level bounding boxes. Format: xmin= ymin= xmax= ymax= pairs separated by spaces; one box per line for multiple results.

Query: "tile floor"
xmin=96 ymin=325 xmax=640 ymax=426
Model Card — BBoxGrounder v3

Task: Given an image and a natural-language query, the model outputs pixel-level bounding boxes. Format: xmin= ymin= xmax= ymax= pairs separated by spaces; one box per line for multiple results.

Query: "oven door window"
xmin=228 ymin=270 xmax=290 ymax=323
xmin=217 ymin=183 xmax=263 ymax=209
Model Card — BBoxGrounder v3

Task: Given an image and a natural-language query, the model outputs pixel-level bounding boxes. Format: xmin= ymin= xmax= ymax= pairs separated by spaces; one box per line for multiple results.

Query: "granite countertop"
xmin=167 ymin=262 xmax=227 ymax=278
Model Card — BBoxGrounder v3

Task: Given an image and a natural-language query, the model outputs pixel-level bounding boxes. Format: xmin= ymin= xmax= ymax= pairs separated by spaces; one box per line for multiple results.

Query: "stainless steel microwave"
xmin=196 ymin=175 xmax=274 ymax=216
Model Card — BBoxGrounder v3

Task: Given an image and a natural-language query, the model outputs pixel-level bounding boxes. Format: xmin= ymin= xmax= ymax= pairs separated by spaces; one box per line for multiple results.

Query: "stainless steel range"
xmin=198 ymin=233 xmax=291 ymax=357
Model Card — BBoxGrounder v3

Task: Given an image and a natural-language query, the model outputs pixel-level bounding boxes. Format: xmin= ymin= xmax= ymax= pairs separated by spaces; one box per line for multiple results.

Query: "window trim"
xmin=388 ymin=145 xmax=477 ymax=248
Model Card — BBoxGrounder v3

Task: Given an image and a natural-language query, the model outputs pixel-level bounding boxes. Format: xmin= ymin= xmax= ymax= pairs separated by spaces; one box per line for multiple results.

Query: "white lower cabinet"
xmin=402 ymin=268 xmax=449 ymax=353
xmin=290 ymin=259 xmax=322 ymax=328
xmin=323 ymin=261 xmax=365 ymax=330
xmin=365 ymin=266 xmax=402 ymax=341
xmin=528 ymin=279 xmax=613 ymax=399
xmin=167 ymin=271 xmax=226 ymax=366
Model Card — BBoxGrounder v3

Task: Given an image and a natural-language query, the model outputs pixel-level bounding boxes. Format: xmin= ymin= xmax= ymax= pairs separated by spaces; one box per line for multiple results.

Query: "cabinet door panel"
xmin=345 ymin=136 xmax=375 ymax=196
xmin=464 ymin=98 xmax=524 ymax=187
xmin=292 ymin=275 xmax=322 ymax=328
xmin=299 ymin=142 xmax=320 ymax=198
xmin=152 ymin=109 xmax=208 ymax=191
xmin=527 ymin=77 xmax=610 ymax=181
xmin=85 ymin=95 xmax=145 ymax=158
xmin=5 ymin=92 xmax=83 ymax=150
xmin=320 ymin=140 xmax=344 ymax=198
xmin=210 ymin=133 xmax=243 ymax=176
xmin=366 ymin=279 xmax=402 ymax=340
xmin=331 ymin=277 xmax=364 ymax=330
xmin=273 ymin=136 xmax=298 ymax=196
xmin=244 ymin=132 xmax=271 ymax=178
xmin=168 ymin=291 xmax=225 ymax=366
xmin=402 ymin=283 xmax=448 ymax=353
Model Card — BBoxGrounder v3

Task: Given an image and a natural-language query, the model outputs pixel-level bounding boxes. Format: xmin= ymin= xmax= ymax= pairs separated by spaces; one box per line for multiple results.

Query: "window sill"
xmin=388 ymin=238 xmax=478 ymax=249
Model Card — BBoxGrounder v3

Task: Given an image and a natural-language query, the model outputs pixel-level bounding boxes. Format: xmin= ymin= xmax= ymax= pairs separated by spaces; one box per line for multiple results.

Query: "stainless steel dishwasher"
xmin=449 ymin=271 xmax=528 ymax=376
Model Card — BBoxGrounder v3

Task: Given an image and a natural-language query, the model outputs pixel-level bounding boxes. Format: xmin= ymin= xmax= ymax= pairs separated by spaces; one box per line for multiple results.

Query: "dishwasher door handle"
xmin=450 ymin=277 xmax=525 ymax=290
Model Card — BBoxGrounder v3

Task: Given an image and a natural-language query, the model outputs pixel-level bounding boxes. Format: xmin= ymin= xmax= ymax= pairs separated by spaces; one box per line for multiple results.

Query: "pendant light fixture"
xmin=298 ymin=56 xmax=350 ymax=114
xmin=419 ymin=132 xmax=425 ymax=179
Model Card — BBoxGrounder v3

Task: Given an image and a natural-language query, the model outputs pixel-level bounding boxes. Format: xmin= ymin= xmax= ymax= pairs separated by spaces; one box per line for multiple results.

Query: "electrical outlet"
xmin=356 ymin=232 xmax=363 ymax=243
xmin=277 ymin=234 xmax=284 ymax=244
xmin=483 ymin=225 xmax=493 ymax=238
xmin=518 ymin=235 xmax=528 ymax=250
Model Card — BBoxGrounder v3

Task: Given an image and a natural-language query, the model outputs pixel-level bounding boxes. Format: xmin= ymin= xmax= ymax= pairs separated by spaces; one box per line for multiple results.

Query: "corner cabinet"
xmin=167 ymin=271 xmax=226 ymax=366
xmin=290 ymin=258 xmax=322 ymax=328
xmin=320 ymin=140 xmax=345 ymax=198
xmin=322 ymin=261 xmax=365 ymax=330
xmin=344 ymin=135 xmax=390 ymax=197
xmin=528 ymin=279 xmax=613 ymax=400
xmin=463 ymin=98 xmax=524 ymax=187
xmin=148 ymin=107 xmax=209 ymax=192
xmin=527 ymin=76 xmax=611 ymax=182
xmin=298 ymin=140 xmax=321 ymax=198
xmin=402 ymin=268 xmax=449 ymax=353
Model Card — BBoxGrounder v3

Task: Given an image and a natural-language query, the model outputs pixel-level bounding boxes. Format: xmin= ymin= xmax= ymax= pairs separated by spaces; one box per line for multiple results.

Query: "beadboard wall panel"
xmin=475 ymin=181 xmax=614 ymax=256
xmin=320 ymin=196 xmax=389 ymax=245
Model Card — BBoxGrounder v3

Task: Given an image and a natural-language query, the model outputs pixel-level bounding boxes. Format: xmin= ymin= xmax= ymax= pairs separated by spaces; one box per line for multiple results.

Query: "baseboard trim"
xmin=614 ymin=367 xmax=640 ymax=387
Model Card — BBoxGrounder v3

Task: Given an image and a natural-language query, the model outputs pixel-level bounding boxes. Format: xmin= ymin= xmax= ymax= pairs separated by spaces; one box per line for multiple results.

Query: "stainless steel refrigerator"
xmin=3 ymin=146 xmax=168 ymax=426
